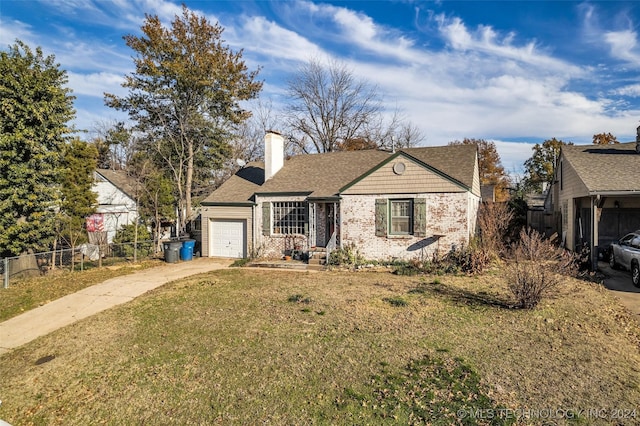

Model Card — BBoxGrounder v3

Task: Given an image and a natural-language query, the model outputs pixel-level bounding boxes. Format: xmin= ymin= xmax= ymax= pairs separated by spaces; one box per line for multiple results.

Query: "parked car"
xmin=609 ymin=230 xmax=640 ymax=287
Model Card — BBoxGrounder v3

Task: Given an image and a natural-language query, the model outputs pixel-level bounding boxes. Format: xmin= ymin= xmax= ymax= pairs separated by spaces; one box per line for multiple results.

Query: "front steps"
xmin=307 ymin=247 xmax=328 ymax=270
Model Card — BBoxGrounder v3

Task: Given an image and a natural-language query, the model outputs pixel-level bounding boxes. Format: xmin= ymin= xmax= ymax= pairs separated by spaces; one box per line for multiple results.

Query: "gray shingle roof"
xmin=401 ymin=144 xmax=477 ymax=190
xmin=96 ymin=169 xmax=137 ymax=199
xmin=258 ymin=150 xmax=390 ymax=198
xmin=201 ymin=162 xmax=264 ymax=204
xmin=562 ymin=142 xmax=640 ymax=193
xmin=203 ymin=145 xmax=478 ymax=203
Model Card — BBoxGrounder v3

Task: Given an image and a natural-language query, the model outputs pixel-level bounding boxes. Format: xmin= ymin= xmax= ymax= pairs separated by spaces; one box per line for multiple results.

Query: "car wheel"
xmin=609 ymin=251 xmax=617 ymax=269
xmin=632 ymin=262 xmax=640 ymax=288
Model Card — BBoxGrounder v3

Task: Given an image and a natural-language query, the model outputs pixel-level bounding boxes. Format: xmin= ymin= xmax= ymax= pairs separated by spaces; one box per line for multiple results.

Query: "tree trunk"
xmin=184 ymin=139 xmax=194 ymax=237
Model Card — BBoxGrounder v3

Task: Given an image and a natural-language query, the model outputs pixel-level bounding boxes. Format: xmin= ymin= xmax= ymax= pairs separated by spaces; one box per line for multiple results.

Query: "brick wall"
xmin=341 ymin=192 xmax=476 ymax=260
xmin=255 ymin=195 xmax=309 ymax=258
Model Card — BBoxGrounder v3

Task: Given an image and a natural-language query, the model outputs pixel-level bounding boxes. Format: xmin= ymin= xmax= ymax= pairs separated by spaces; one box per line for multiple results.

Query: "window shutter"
xmin=413 ymin=198 xmax=427 ymax=237
xmin=262 ymin=202 xmax=270 ymax=236
xmin=303 ymin=203 xmax=309 ymax=237
xmin=375 ymin=199 xmax=387 ymax=237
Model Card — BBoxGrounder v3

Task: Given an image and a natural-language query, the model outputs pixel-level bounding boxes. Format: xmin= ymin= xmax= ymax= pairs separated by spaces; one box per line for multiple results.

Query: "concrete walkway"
xmin=0 ymin=258 xmax=231 ymax=355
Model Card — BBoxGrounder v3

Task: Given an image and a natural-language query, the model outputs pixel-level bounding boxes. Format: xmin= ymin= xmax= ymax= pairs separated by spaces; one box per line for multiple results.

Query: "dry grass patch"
xmin=0 ymin=269 xmax=639 ymax=425
xmin=0 ymin=259 xmax=163 ymax=321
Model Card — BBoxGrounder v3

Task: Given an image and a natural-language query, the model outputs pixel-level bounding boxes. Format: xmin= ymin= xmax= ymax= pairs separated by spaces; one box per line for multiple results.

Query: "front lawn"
xmin=1 ymin=268 xmax=639 ymax=425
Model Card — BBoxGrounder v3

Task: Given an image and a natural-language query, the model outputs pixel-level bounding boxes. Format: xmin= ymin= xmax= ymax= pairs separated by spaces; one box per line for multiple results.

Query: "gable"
xmin=557 ymin=153 xmax=589 ymax=198
xmin=341 ymin=154 xmax=467 ymax=195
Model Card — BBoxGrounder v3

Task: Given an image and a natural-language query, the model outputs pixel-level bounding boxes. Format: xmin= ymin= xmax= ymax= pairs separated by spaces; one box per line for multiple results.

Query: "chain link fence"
xmin=1 ymin=240 xmax=156 ymax=289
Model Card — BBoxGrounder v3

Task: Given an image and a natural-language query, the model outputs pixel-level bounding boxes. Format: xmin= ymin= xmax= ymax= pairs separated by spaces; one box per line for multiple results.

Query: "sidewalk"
xmin=0 ymin=258 xmax=231 ymax=355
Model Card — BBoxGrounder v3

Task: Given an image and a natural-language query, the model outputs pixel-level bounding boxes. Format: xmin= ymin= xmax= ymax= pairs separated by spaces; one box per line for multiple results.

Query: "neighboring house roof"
xmin=562 ymin=142 xmax=640 ymax=193
xmin=202 ymin=162 xmax=265 ymax=204
xmin=95 ymin=169 xmax=137 ymax=200
xmin=203 ymin=145 xmax=478 ymax=204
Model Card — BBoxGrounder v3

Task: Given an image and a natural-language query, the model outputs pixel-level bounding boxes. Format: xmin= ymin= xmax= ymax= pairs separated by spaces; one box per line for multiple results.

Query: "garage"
xmin=210 ymin=219 xmax=246 ymax=258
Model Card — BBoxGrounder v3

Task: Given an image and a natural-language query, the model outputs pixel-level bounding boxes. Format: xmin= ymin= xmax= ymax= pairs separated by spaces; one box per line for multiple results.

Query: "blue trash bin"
xmin=180 ymin=239 xmax=196 ymax=261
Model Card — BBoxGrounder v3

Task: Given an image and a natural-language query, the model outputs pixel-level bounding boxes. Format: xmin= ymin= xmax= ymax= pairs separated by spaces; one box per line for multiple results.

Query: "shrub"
xmin=477 ymin=201 xmax=514 ymax=258
xmin=112 ymin=224 xmax=153 ymax=258
xmin=505 ymin=228 xmax=576 ymax=309
xmin=443 ymin=240 xmax=491 ymax=275
xmin=327 ymin=243 xmax=364 ymax=267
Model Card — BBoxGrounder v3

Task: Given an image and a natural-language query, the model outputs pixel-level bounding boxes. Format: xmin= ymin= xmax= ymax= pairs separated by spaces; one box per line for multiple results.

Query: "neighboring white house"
xmin=90 ymin=169 xmax=138 ymax=244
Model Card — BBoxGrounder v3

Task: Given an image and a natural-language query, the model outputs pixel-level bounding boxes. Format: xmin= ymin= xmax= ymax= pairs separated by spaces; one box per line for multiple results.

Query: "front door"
xmin=325 ymin=203 xmax=335 ymax=246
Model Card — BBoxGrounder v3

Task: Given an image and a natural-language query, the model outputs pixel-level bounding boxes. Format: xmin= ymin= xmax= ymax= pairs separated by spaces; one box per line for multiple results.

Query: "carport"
xmin=575 ymin=193 xmax=640 ymax=268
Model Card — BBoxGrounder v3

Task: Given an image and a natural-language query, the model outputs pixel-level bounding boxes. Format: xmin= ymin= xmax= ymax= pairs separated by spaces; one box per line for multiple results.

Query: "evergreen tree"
xmin=58 ymin=138 xmax=98 ymax=256
xmin=0 ymin=41 xmax=75 ymax=257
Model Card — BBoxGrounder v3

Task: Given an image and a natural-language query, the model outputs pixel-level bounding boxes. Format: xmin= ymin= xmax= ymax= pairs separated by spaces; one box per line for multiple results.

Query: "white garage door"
xmin=210 ymin=220 xmax=246 ymax=258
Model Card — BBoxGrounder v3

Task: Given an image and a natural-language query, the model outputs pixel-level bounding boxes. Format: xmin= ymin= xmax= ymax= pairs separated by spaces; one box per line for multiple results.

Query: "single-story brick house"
xmin=200 ymin=132 xmax=481 ymax=261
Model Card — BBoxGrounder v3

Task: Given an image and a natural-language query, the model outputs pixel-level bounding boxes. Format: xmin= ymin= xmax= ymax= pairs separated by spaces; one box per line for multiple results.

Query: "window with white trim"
xmin=390 ymin=199 xmax=412 ymax=235
xmin=272 ymin=202 xmax=306 ymax=235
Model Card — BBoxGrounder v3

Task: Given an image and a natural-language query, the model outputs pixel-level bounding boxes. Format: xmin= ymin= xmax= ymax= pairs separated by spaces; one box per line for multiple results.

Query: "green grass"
xmin=1 ymin=269 xmax=639 ymax=425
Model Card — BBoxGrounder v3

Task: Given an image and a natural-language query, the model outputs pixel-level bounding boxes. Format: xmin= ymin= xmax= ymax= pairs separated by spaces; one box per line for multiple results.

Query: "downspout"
xmin=252 ymin=203 xmax=258 ymax=258
xmin=335 ymin=201 xmax=341 ymax=249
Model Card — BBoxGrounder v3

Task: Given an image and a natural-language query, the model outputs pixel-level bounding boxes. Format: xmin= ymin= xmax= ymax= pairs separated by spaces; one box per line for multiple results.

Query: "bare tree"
xmin=364 ymin=110 xmax=424 ymax=151
xmin=285 ymin=58 xmax=381 ymax=153
xmin=285 ymin=58 xmax=425 ymax=153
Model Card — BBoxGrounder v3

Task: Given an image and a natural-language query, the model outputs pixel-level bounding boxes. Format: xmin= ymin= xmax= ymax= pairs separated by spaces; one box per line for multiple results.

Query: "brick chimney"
xmin=265 ymin=131 xmax=284 ymax=181
xmin=636 ymin=125 xmax=640 ymax=154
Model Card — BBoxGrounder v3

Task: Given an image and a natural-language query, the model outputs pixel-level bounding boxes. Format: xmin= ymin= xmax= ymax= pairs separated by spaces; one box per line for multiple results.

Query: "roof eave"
xmin=201 ymin=201 xmax=256 ymax=207
xmin=588 ymin=190 xmax=640 ymax=197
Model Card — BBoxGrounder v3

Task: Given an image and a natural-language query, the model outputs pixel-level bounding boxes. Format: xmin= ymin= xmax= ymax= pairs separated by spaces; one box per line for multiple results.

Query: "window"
xmin=375 ymin=198 xmax=426 ymax=238
xmin=390 ymin=200 xmax=412 ymax=235
xmin=620 ymin=234 xmax=635 ymax=246
xmin=272 ymin=202 xmax=306 ymax=235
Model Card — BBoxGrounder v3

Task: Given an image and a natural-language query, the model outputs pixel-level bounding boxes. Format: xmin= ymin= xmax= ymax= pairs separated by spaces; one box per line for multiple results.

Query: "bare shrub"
xmin=444 ymin=240 xmax=492 ymax=275
xmin=505 ymin=229 xmax=576 ymax=309
xmin=477 ymin=202 xmax=513 ymax=258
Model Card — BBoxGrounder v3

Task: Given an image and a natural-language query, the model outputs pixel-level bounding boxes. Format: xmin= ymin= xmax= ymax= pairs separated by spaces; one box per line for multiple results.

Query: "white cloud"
xmin=434 ymin=14 xmax=584 ymax=77
xmin=0 ymin=19 xmax=37 ymax=47
xmin=237 ymin=15 xmax=324 ymax=62
xmin=612 ymin=84 xmax=640 ymax=97
xmin=67 ymin=71 xmax=126 ymax=98
xmin=604 ymin=30 xmax=640 ymax=64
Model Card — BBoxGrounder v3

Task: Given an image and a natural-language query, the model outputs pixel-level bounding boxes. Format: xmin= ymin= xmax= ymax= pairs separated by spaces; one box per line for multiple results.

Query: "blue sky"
xmin=2 ymin=0 xmax=640 ymax=174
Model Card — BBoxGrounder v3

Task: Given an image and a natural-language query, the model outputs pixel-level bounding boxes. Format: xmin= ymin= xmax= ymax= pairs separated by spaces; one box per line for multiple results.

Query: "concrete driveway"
xmin=598 ymin=261 xmax=640 ymax=318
